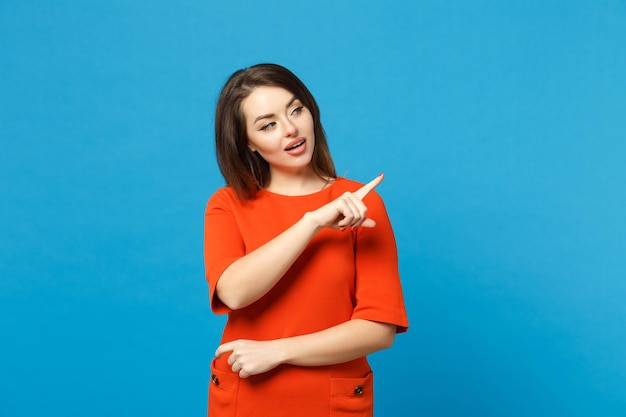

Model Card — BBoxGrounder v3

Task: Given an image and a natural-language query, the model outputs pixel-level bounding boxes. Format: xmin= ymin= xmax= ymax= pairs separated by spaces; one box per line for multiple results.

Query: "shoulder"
xmin=332 ymin=177 xmax=385 ymax=206
xmin=206 ymin=186 xmax=272 ymax=214
xmin=206 ymin=186 xmax=242 ymax=212
xmin=331 ymin=177 xmax=361 ymax=192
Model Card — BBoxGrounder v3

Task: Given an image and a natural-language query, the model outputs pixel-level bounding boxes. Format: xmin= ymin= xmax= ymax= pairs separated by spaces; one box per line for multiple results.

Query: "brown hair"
xmin=214 ymin=63 xmax=336 ymax=200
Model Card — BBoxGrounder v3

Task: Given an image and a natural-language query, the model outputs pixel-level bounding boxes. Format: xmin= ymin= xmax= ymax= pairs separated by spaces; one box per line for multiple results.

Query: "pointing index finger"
xmin=354 ymin=173 xmax=384 ymax=200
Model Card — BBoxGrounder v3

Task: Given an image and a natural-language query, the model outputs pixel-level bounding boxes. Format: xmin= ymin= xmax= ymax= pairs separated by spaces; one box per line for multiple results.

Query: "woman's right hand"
xmin=213 ymin=174 xmax=384 ymax=311
xmin=307 ymin=174 xmax=384 ymax=231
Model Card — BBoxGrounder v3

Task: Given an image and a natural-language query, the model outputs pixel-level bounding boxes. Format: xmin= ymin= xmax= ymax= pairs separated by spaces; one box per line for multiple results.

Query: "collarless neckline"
xmin=257 ymin=177 xmax=342 ymax=198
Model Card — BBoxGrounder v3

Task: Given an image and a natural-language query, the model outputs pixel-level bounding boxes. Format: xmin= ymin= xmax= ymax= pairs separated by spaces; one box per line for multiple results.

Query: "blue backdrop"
xmin=1 ymin=1 xmax=625 ymax=416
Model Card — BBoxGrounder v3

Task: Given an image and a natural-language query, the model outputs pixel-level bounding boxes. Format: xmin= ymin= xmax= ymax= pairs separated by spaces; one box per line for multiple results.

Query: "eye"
xmin=291 ymin=106 xmax=304 ymax=116
xmin=260 ymin=121 xmax=276 ymax=131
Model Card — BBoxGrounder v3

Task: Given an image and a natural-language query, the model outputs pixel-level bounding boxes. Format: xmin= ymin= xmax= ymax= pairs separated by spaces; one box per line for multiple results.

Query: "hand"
xmin=215 ymin=339 xmax=283 ymax=379
xmin=308 ymin=174 xmax=384 ymax=231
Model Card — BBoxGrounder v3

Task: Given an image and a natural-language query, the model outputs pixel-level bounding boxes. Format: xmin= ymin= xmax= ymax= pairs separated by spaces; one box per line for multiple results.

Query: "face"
xmin=242 ymin=86 xmax=315 ymax=176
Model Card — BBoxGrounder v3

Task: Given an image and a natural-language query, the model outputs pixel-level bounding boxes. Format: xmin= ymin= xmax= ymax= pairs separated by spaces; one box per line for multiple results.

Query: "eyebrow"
xmin=253 ymin=96 xmax=300 ymax=124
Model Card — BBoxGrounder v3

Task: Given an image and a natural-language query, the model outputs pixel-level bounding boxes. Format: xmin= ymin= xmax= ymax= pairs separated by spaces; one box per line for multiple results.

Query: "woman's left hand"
xmin=215 ymin=339 xmax=283 ymax=378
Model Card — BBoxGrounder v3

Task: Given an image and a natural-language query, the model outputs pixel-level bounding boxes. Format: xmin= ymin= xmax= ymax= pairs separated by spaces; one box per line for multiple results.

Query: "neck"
xmin=266 ymin=167 xmax=330 ymax=196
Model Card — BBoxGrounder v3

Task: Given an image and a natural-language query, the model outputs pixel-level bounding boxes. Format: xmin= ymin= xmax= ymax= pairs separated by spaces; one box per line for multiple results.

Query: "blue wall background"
xmin=1 ymin=1 xmax=625 ymax=416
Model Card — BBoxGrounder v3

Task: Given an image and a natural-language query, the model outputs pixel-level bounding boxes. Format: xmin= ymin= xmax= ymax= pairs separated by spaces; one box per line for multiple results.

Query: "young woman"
xmin=204 ymin=63 xmax=408 ymax=417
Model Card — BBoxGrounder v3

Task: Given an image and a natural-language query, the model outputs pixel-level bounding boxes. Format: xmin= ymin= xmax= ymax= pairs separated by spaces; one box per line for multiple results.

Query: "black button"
xmin=354 ymin=385 xmax=364 ymax=395
xmin=211 ymin=374 xmax=220 ymax=385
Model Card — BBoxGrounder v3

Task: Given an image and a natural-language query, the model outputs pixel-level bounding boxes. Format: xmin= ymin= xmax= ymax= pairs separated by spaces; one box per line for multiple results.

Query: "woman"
xmin=204 ymin=63 xmax=408 ymax=417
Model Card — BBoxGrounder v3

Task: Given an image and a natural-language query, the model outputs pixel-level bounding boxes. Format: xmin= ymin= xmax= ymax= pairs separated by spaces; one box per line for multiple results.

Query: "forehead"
xmin=242 ymin=86 xmax=296 ymax=119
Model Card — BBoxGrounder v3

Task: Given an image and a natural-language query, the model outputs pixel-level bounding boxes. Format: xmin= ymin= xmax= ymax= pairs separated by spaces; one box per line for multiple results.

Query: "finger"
xmin=239 ymin=366 xmax=252 ymax=379
xmin=360 ymin=218 xmax=377 ymax=228
xmin=344 ymin=201 xmax=367 ymax=228
xmin=348 ymin=195 xmax=368 ymax=227
xmin=354 ymin=173 xmax=384 ymax=200
xmin=215 ymin=342 xmax=233 ymax=358
xmin=337 ymin=195 xmax=360 ymax=228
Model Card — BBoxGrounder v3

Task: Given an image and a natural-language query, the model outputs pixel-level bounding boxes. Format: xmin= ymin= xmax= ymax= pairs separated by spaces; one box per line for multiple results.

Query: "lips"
xmin=284 ymin=138 xmax=305 ymax=151
xmin=284 ymin=138 xmax=307 ymax=156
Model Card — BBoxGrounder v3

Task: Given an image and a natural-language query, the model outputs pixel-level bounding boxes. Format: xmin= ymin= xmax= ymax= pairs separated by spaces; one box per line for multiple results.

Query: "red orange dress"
xmin=204 ymin=177 xmax=408 ymax=417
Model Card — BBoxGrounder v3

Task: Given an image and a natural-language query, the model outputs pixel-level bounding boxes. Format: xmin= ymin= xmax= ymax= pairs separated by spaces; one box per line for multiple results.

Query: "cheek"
xmin=305 ymin=117 xmax=315 ymax=136
xmin=247 ymin=138 xmax=274 ymax=157
xmin=246 ymin=132 xmax=263 ymax=153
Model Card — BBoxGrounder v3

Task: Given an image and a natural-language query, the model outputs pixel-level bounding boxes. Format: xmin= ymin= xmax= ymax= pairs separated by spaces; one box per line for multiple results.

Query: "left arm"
xmin=215 ymin=319 xmax=396 ymax=378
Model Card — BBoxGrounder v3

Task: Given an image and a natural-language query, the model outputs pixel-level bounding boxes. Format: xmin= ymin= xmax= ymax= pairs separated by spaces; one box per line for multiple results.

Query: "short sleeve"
xmin=351 ymin=191 xmax=408 ymax=333
xmin=204 ymin=189 xmax=245 ymax=314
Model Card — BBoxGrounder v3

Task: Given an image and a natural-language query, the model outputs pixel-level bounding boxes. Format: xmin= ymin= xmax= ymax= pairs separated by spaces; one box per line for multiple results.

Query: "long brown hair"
xmin=214 ymin=63 xmax=336 ymax=200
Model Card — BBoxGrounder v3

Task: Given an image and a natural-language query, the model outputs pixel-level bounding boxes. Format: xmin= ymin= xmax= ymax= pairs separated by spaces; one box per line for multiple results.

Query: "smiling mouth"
xmin=285 ymin=140 xmax=305 ymax=151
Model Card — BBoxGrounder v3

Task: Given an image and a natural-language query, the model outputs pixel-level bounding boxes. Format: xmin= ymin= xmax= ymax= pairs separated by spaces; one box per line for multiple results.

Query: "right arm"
xmin=215 ymin=174 xmax=384 ymax=310
xmin=215 ymin=212 xmax=320 ymax=310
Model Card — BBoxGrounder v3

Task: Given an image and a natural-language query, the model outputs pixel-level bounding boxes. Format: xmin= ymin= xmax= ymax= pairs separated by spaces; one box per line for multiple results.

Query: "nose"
xmin=283 ymin=118 xmax=297 ymax=137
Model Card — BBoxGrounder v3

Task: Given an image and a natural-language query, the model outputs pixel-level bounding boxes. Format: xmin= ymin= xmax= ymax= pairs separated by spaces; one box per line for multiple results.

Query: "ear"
xmin=248 ymin=143 xmax=257 ymax=152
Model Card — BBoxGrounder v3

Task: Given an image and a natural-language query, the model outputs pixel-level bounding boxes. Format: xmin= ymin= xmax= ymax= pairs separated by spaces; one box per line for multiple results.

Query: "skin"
xmin=243 ymin=86 xmax=324 ymax=196
xmin=214 ymin=86 xmax=396 ymax=379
